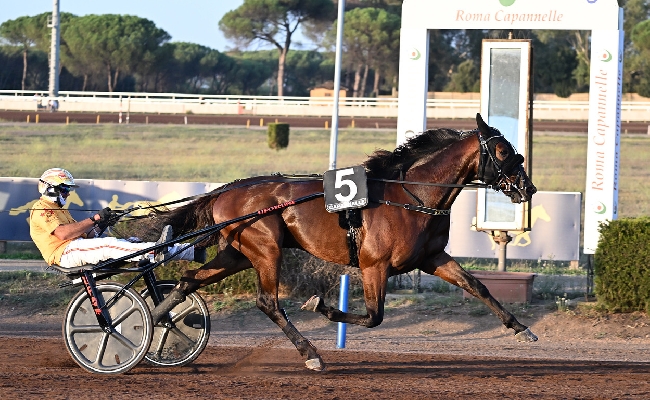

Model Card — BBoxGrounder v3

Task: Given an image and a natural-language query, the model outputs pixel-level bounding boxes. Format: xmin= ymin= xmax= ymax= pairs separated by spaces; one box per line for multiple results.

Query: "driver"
xmin=29 ymin=168 xmax=205 ymax=271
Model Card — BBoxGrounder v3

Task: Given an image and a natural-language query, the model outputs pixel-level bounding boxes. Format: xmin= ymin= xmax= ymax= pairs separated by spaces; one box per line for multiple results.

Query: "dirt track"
xmin=2 ymin=110 xmax=649 ymax=133
xmin=1 ymin=300 xmax=649 ymax=400
xmin=1 ymin=336 xmax=649 ymax=400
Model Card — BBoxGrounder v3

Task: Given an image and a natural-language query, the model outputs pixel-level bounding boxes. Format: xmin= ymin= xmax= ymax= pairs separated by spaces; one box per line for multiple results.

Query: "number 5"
xmin=335 ymin=168 xmax=357 ymax=202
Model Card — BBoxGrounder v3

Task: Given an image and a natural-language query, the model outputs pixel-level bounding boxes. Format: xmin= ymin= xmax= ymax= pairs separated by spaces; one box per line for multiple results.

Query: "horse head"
xmin=475 ymin=113 xmax=536 ymax=204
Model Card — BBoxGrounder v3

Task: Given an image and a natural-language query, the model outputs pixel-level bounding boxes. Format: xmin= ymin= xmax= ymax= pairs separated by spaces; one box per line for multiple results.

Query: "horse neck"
xmin=405 ymin=135 xmax=479 ymax=209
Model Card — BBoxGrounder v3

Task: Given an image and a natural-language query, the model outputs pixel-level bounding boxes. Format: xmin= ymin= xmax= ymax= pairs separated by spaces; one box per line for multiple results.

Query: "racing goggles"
xmin=58 ymin=185 xmax=74 ymax=195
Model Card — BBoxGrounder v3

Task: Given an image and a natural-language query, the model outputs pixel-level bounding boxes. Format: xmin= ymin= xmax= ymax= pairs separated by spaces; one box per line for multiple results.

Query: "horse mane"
xmin=363 ymin=128 xmax=475 ymax=179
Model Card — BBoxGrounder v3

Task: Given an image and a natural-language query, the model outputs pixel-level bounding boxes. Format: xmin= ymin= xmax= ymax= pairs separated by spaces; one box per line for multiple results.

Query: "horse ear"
xmin=476 ymin=113 xmax=490 ymax=135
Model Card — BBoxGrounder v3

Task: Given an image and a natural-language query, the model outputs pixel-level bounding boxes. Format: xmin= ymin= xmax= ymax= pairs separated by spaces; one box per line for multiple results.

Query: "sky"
xmin=0 ymin=0 xmax=247 ymax=51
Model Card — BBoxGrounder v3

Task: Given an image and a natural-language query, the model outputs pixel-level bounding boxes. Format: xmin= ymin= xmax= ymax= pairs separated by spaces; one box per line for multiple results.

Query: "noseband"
xmin=476 ymin=130 xmax=526 ymax=193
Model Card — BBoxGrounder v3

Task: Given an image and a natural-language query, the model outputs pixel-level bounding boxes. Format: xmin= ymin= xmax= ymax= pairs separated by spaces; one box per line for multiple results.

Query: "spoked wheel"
xmin=140 ymin=281 xmax=211 ymax=367
xmin=63 ymin=282 xmax=153 ymax=374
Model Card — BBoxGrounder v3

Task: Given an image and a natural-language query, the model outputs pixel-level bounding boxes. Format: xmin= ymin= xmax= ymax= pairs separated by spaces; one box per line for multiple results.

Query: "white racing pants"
xmin=58 ymin=237 xmax=194 ymax=270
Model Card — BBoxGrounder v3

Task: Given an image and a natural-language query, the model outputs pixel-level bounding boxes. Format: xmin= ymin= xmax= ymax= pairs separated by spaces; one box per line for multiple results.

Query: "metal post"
xmin=336 ymin=274 xmax=349 ymax=349
xmin=48 ymin=0 xmax=60 ymax=97
xmin=494 ymin=231 xmax=512 ymax=272
xmin=328 ymin=0 xmax=345 ymax=170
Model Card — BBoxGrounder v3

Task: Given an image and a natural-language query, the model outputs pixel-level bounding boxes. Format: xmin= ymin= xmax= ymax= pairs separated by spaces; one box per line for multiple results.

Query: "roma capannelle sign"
xmin=396 ymin=0 xmax=623 ymax=254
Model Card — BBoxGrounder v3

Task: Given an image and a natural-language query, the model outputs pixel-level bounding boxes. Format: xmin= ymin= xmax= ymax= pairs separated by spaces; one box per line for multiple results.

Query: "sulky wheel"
xmin=63 ymin=282 xmax=153 ymax=374
xmin=140 ymin=281 xmax=211 ymax=367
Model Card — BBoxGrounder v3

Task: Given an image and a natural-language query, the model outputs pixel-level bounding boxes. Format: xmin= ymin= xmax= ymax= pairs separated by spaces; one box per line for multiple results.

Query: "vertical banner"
xmin=396 ymin=26 xmax=429 ymax=146
xmin=583 ymin=29 xmax=624 ymax=254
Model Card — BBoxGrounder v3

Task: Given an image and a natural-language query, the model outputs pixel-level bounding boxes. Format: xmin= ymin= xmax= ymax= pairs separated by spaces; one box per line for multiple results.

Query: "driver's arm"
xmin=52 ymin=213 xmax=101 ymax=240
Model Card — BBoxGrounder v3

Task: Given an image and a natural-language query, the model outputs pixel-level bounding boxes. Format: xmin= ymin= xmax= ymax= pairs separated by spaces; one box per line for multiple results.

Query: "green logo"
xmin=499 ymin=0 xmax=516 ymax=6
xmin=601 ymin=50 xmax=612 ymax=62
xmin=409 ymin=48 xmax=421 ymax=61
xmin=594 ymin=202 xmax=607 ymax=214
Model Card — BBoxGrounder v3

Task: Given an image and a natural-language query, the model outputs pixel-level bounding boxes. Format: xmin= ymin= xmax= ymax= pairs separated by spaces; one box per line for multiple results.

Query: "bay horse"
xmin=147 ymin=113 xmax=538 ymax=371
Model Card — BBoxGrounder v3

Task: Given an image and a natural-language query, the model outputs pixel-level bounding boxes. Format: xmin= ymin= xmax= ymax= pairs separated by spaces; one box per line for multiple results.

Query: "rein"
xmin=117 ymin=173 xmax=487 ymax=219
xmin=125 ymin=173 xmax=487 ymax=219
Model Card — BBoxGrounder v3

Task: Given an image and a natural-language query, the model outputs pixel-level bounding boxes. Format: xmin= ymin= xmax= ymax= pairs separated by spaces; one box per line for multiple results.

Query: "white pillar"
xmin=48 ymin=0 xmax=60 ymax=97
xmin=396 ymin=26 xmax=429 ymax=146
xmin=328 ymin=0 xmax=345 ymax=170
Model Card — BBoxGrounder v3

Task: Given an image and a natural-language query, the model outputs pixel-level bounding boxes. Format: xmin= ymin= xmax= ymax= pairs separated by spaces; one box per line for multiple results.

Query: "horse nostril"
xmin=527 ymin=186 xmax=537 ymax=195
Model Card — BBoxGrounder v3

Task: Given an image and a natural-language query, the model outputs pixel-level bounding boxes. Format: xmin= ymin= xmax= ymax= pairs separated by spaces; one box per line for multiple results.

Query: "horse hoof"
xmin=305 ymin=357 xmax=326 ymax=371
xmin=301 ymin=295 xmax=321 ymax=312
xmin=515 ymin=327 xmax=538 ymax=342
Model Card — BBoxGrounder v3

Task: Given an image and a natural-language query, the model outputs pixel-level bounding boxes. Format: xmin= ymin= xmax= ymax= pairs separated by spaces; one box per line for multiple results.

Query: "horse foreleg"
xmin=301 ymin=266 xmax=385 ymax=328
xmin=426 ymin=252 xmax=538 ymax=342
xmin=150 ymin=245 xmax=252 ymax=324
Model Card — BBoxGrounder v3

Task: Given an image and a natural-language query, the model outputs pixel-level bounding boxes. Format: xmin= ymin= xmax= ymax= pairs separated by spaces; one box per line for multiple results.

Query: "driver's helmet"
xmin=38 ymin=168 xmax=78 ymax=195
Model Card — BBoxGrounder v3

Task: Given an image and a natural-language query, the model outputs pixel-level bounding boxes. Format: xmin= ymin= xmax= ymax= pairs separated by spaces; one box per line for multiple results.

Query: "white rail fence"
xmin=1 ymin=90 xmax=650 ymax=122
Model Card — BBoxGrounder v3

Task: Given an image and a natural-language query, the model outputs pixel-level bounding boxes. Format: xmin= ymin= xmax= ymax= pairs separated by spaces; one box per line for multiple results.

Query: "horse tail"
xmin=122 ymin=191 xmax=220 ymax=247
xmin=159 ymin=194 xmax=218 ymax=243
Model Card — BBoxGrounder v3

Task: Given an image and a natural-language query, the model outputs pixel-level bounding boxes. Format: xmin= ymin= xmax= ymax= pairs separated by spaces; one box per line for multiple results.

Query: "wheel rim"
xmin=141 ymin=282 xmax=210 ymax=367
xmin=63 ymin=282 xmax=152 ymax=374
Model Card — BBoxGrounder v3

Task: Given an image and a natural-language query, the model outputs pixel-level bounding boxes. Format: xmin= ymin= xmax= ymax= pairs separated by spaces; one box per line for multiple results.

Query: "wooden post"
xmin=246 ymin=119 xmax=250 ymax=129
xmin=66 ymin=116 xmax=69 ymax=125
xmin=260 ymin=118 xmax=264 ymax=127
xmin=35 ymin=114 xmax=40 ymax=123
xmin=26 ymin=115 xmax=30 ymax=123
xmin=96 ymin=115 xmax=100 ymax=124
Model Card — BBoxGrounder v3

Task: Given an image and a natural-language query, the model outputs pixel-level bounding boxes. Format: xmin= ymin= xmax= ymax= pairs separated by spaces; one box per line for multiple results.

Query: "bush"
xmin=160 ymin=246 xmax=258 ymax=295
xmin=137 ymin=247 xmax=362 ymax=301
xmin=267 ymin=123 xmax=290 ymax=150
xmin=594 ymin=217 xmax=650 ymax=313
xmin=280 ymin=249 xmax=363 ymax=301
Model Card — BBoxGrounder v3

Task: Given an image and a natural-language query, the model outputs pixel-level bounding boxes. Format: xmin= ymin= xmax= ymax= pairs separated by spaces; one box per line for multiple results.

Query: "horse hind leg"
xmin=150 ymin=244 xmax=253 ymax=324
xmin=428 ymin=252 xmax=538 ymax=342
xmin=252 ymin=251 xmax=326 ymax=371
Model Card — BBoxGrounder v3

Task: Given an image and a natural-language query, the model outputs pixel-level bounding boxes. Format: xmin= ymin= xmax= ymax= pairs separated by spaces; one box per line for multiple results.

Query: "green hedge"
xmin=267 ymin=123 xmax=290 ymax=150
xmin=594 ymin=217 xmax=650 ymax=313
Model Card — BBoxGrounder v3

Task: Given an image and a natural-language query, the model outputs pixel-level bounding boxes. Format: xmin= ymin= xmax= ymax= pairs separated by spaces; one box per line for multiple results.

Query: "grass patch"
xmin=211 ymin=288 xmax=256 ymax=313
xmin=0 ymin=271 xmax=77 ymax=311
xmin=1 ymin=125 xmax=648 ymax=219
xmin=0 ymin=125 xmax=396 ymax=182
xmin=457 ymin=257 xmax=587 ymax=275
xmin=0 ymin=253 xmax=43 ymax=260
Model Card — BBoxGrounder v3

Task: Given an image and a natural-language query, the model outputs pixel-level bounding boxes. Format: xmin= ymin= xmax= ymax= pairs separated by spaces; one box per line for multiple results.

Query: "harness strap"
xmin=398 ymin=170 xmax=425 ymax=206
xmin=338 ymin=209 xmax=362 ymax=269
xmin=373 ymin=199 xmax=451 ymax=216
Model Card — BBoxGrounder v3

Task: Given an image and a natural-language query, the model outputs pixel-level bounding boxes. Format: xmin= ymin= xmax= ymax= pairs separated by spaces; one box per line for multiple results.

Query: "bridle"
xmin=476 ymin=129 xmax=527 ymax=195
